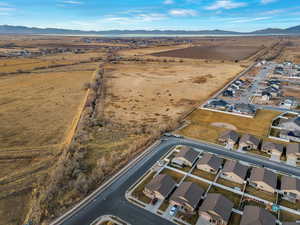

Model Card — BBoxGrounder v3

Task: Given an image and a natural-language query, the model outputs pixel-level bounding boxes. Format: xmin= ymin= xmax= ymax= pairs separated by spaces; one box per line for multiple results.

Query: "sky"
xmin=0 ymin=0 xmax=299 ymax=32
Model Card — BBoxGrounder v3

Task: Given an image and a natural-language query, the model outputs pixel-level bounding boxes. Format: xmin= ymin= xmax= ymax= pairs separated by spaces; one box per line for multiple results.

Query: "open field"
xmin=151 ymin=45 xmax=262 ymax=61
xmin=178 ymin=109 xmax=281 ymax=143
xmin=103 ymin=60 xmax=244 ymax=127
xmin=276 ymin=37 xmax=300 ymax=63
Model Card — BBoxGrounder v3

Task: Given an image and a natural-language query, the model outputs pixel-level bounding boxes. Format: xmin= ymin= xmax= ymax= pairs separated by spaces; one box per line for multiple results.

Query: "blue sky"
xmin=0 ymin=0 xmax=299 ymax=31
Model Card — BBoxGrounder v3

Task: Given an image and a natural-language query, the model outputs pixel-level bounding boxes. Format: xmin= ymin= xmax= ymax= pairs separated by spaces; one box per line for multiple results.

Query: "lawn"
xmin=280 ymin=210 xmax=300 ymax=222
xmin=191 ymin=168 xmax=217 ymax=181
xmin=161 ymin=168 xmax=184 ymax=183
xmin=178 ymin=109 xmax=281 ymax=143
xmin=245 ymin=185 xmax=276 ymax=203
xmin=216 ymin=177 xmax=244 ymax=190
xmin=131 ymin=172 xmax=155 ymax=204
xmin=184 ymin=176 xmax=210 ymax=191
xmin=158 ymin=200 xmax=169 ymax=212
xmin=176 ymin=211 xmax=199 ymax=225
xmin=209 ymin=186 xmax=242 ymax=209
xmin=240 ymin=198 xmax=266 ymax=209
xmin=278 ymin=197 xmax=300 ymax=211
xmin=228 ymin=213 xmax=242 ymax=225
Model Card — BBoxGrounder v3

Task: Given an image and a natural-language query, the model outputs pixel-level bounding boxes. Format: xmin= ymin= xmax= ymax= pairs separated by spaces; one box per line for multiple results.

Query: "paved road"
xmin=55 ymin=137 xmax=300 ymax=225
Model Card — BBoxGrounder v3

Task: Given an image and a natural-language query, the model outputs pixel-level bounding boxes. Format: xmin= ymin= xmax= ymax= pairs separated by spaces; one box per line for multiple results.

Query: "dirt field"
xmin=103 ymin=60 xmax=244 ymax=127
xmin=151 ymin=45 xmax=262 ymax=61
xmin=276 ymin=37 xmax=300 ymax=63
xmin=177 ymin=109 xmax=281 ymax=143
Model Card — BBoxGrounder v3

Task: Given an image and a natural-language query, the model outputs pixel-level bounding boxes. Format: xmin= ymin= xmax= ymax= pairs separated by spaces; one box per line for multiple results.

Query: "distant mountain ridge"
xmin=0 ymin=24 xmax=300 ymax=36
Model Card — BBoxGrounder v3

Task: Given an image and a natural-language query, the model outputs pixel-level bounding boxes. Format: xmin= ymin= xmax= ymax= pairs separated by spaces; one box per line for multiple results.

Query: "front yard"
xmin=245 ymin=185 xmax=276 ymax=203
xmin=216 ymin=177 xmax=244 ymax=190
xmin=191 ymin=168 xmax=217 ymax=181
xmin=131 ymin=172 xmax=155 ymax=204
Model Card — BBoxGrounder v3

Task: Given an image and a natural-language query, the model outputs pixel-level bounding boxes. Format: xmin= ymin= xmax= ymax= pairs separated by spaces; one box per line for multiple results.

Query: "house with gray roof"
xmin=170 ymin=182 xmax=204 ymax=212
xmin=249 ymin=167 xmax=277 ymax=193
xmin=206 ymin=99 xmax=229 ymax=110
xmin=220 ymin=160 xmax=248 ymax=185
xmin=239 ymin=134 xmax=260 ymax=151
xmin=261 ymin=141 xmax=284 ymax=159
xmin=286 ymin=143 xmax=300 ymax=165
xmin=198 ymin=194 xmax=233 ymax=225
xmin=280 ymin=175 xmax=300 ymax=203
xmin=197 ymin=153 xmax=223 ymax=174
xmin=143 ymin=174 xmax=176 ymax=200
xmin=233 ymin=103 xmax=256 ymax=115
xmin=240 ymin=206 xmax=276 ymax=225
xmin=218 ymin=130 xmax=239 ymax=146
xmin=171 ymin=146 xmax=199 ymax=167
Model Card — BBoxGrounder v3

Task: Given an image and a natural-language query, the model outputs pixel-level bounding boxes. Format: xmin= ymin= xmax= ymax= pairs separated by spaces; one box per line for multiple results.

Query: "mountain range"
xmin=0 ymin=25 xmax=300 ymax=36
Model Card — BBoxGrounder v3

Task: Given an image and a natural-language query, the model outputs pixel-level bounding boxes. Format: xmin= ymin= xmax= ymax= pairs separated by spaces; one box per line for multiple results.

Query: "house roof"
xmin=234 ymin=103 xmax=256 ymax=114
xmin=174 ymin=146 xmax=199 ymax=164
xmin=223 ymin=160 xmax=248 ymax=180
xmin=170 ymin=182 xmax=204 ymax=209
xmin=209 ymin=99 xmax=228 ymax=107
xmin=145 ymin=174 xmax=176 ymax=198
xmin=219 ymin=130 xmax=239 ymax=143
xmin=197 ymin=153 xmax=223 ymax=171
xmin=240 ymin=206 xmax=276 ymax=225
xmin=199 ymin=193 xmax=233 ymax=223
xmin=286 ymin=143 xmax=300 ymax=155
xmin=261 ymin=141 xmax=284 ymax=153
xmin=281 ymin=175 xmax=300 ymax=192
xmin=240 ymin=134 xmax=260 ymax=146
xmin=250 ymin=167 xmax=277 ymax=190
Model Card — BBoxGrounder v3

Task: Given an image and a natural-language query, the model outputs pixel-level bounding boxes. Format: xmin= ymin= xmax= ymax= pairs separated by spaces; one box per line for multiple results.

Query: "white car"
xmin=169 ymin=205 xmax=178 ymax=216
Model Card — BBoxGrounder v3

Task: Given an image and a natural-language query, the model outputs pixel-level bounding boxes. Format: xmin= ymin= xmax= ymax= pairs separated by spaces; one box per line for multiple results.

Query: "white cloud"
xmin=261 ymin=0 xmax=277 ymax=4
xmin=205 ymin=0 xmax=247 ymax=10
xmin=263 ymin=9 xmax=284 ymax=15
xmin=163 ymin=0 xmax=174 ymax=4
xmin=169 ymin=9 xmax=197 ymax=16
xmin=230 ymin=16 xmax=271 ymax=23
xmin=62 ymin=1 xmax=83 ymax=5
xmin=104 ymin=13 xmax=167 ymax=24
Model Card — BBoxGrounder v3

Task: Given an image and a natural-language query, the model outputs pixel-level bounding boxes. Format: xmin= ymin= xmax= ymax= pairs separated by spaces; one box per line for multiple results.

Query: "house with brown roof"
xmin=218 ymin=130 xmax=239 ymax=146
xmin=286 ymin=143 xmax=300 ymax=165
xmin=197 ymin=153 xmax=223 ymax=174
xmin=143 ymin=174 xmax=176 ymax=200
xmin=170 ymin=182 xmax=204 ymax=213
xmin=239 ymin=134 xmax=260 ymax=151
xmin=171 ymin=146 xmax=199 ymax=167
xmin=261 ymin=141 xmax=284 ymax=159
xmin=198 ymin=194 xmax=233 ymax=225
xmin=280 ymin=175 xmax=300 ymax=203
xmin=240 ymin=206 xmax=276 ymax=225
xmin=220 ymin=160 xmax=248 ymax=185
xmin=249 ymin=167 xmax=277 ymax=193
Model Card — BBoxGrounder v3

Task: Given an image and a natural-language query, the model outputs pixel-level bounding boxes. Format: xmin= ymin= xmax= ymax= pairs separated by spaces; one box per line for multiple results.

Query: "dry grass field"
xmin=178 ymin=109 xmax=281 ymax=143
xmin=277 ymin=37 xmax=300 ymax=63
xmin=103 ymin=60 xmax=244 ymax=127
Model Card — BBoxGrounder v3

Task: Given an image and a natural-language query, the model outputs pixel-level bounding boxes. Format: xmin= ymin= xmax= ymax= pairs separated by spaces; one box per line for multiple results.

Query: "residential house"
xmin=280 ymin=175 xmax=300 ymax=203
xmin=286 ymin=143 xmax=300 ymax=164
xmin=198 ymin=194 xmax=233 ymax=225
xmin=280 ymin=116 xmax=300 ymax=131
xmin=220 ymin=160 xmax=248 ymax=185
xmin=170 ymin=182 xmax=204 ymax=213
xmin=261 ymin=91 xmax=272 ymax=101
xmin=171 ymin=146 xmax=199 ymax=167
xmin=206 ymin=99 xmax=229 ymax=110
xmin=261 ymin=141 xmax=284 ymax=158
xmin=222 ymin=90 xmax=234 ymax=97
xmin=218 ymin=130 xmax=239 ymax=147
xmin=280 ymin=97 xmax=298 ymax=110
xmin=143 ymin=174 xmax=177 ymax=200
xmin=239 ymin=134 xmax=260 ymax=151
xmin=233 ymin=103 xmax=256 ymax=115
xmin=249 ymin=167 xmax=277 ymax=193
xmin=197 ymin=153 xmax=223 ymax=174
xmin=263 ymin=86 xmax=280 ymax=98
xmin=240 ymin=206 xmax=276 ymax=225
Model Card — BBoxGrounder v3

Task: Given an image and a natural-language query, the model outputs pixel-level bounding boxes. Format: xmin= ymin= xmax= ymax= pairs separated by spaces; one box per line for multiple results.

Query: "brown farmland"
xmin=151 ymin=45 xmax=262 ymax=61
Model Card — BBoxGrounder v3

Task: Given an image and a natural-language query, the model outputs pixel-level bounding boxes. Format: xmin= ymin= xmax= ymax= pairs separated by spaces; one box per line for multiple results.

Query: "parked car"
xmin=151 ymin=198 xmax=158 ymax=205
xmin=169 ymin=205 xmax=178 ymax=216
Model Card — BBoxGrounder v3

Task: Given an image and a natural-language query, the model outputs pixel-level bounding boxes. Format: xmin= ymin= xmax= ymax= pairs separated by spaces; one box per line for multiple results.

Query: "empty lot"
xmin=151 ymin=45 xmax=263 ymax=61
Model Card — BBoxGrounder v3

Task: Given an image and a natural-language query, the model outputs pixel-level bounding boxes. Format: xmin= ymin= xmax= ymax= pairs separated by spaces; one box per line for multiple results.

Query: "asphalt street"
xmin=56 ymin=137 xmax=300 ymax=225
